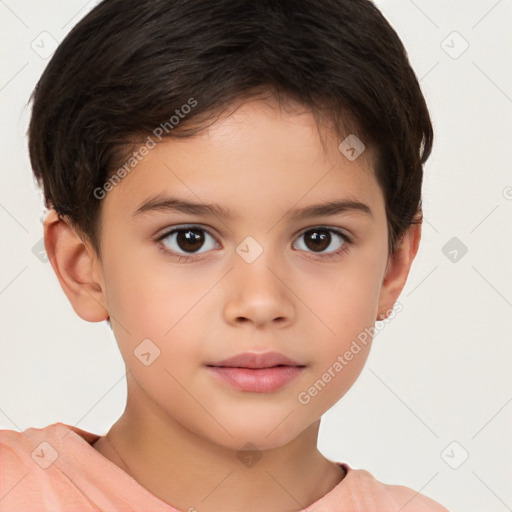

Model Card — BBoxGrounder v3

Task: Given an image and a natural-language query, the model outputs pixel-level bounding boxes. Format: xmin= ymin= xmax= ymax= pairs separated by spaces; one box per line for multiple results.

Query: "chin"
xmin=211 ymin=416 xmax=309 ymax=453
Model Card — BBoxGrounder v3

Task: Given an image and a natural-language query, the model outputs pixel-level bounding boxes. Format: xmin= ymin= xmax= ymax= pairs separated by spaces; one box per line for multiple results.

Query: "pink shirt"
xmin=0 ymin=423 xmax=448 ymax=511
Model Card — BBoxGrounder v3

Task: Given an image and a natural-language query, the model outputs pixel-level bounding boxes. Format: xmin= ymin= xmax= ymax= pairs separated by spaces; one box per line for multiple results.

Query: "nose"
xmin=222 ymin=247 xmax=296 ymax=329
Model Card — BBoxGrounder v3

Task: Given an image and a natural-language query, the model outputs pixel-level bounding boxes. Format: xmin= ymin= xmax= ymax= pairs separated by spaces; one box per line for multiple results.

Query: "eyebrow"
xmin=132 ymin=194 xmax=373 ymax=221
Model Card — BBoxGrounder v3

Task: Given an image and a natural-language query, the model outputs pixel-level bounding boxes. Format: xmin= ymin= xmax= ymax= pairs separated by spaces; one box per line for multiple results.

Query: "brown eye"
xmin=303 ymin=229 xmax=331 ymax=252
xmin=176 ymin=229 xmax=205 ymax=252
xmin=159 ymin=226 xmax=217 ymax=255
xmin=293 ymin=227 xmax=349 ymax=255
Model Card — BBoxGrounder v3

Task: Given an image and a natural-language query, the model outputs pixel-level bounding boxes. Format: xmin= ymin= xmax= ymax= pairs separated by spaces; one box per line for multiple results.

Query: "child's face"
xmin=73 ymin=98 xmax=413 ymax=450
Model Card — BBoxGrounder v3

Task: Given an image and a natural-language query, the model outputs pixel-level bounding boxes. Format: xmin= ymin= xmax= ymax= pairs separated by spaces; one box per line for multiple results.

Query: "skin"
xmin=43 ymin=95 xmax=421 ymax=512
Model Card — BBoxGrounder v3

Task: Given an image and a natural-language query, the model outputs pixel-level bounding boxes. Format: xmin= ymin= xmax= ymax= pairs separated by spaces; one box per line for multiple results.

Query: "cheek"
xmin=101 ymin=245 xmax=201 ymax=333
xmin=300 ymin=256 xmax=383 ymax=388
xmin=305 ymin=259 xmax=383 ymax=339
xmin=101 ymin=255 xmax=214 ymax=377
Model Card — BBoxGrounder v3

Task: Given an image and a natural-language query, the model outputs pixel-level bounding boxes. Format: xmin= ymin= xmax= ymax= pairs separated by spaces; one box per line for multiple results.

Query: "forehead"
xmin=101 ymin=98 xmax=381 ymax=220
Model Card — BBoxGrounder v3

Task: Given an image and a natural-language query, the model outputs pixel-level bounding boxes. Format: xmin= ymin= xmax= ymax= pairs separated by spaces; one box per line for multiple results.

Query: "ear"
xmin=377 ymin=222 xmax=421 ymax=319
xmin=43 ymin=209 xmax=109 ymax=322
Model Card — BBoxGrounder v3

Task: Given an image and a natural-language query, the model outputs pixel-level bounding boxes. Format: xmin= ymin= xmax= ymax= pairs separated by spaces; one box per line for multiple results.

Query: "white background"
xmin=0 ymin=1 xmax=511 ymax=511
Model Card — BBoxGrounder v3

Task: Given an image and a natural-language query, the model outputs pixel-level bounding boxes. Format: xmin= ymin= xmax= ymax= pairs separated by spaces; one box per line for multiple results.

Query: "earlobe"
xmin=43 ymin=209 xmax=109 ymax=322
xmin=377 ymin=222 xmax=421 ymax=319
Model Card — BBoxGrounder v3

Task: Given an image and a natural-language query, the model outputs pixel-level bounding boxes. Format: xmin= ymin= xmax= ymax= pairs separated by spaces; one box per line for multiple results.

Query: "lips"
xmin=206 ymin=351 xmax=306 ymax=393
xmin=207 ymin=351 xmax=304 ymax=369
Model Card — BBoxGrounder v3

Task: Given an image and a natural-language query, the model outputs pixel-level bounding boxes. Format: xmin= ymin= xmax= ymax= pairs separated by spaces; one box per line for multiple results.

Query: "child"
xmin=1 ymin=0 xmax=449 ymax=510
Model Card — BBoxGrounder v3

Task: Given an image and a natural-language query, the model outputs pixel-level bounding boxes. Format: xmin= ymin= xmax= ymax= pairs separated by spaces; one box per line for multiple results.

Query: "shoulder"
xmin=1 ymin=422 xmax=72 ymax=470
xmin=0 ymin=423 xmax=99 ymax=511
xmin=357 ymin=468 xmax=449 ymax=512
xmin=0 ymin=425 xmax=43 ymax=493
xmin=311 ymin=463 xmax=449 ymax=512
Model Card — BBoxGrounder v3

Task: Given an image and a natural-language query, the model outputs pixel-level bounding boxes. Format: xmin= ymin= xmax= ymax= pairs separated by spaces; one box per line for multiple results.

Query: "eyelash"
xmin=155 ymin=225 xmax=353 ymax=263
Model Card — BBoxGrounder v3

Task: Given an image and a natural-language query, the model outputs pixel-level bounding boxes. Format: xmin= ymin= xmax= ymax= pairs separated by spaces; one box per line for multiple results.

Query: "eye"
xmin=157 ymin=225 xmax=218 ymax=259
xmin=293 ymin=227 xmax=351 ymax=259
xmin=155 ymin=224 xmax=352 ymax=263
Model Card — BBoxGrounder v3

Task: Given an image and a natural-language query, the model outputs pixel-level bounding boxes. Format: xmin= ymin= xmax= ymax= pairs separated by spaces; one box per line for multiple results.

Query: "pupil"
xmin=177 ymin=229 xmax=204 ymax=252
xmin=305 ymin=230 xmax=330 ymax=252
xmin=174 ymin=229 xmax=332 ymax=254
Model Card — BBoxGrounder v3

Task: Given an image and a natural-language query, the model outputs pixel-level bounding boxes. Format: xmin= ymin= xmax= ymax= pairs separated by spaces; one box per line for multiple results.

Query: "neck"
xmin=93 ymin=378 xmax=345 ymax=512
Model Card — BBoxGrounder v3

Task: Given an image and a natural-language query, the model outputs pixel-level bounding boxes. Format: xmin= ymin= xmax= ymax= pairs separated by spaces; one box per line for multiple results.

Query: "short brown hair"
xmin=28 ymin=0 xmax=433 ymax=258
